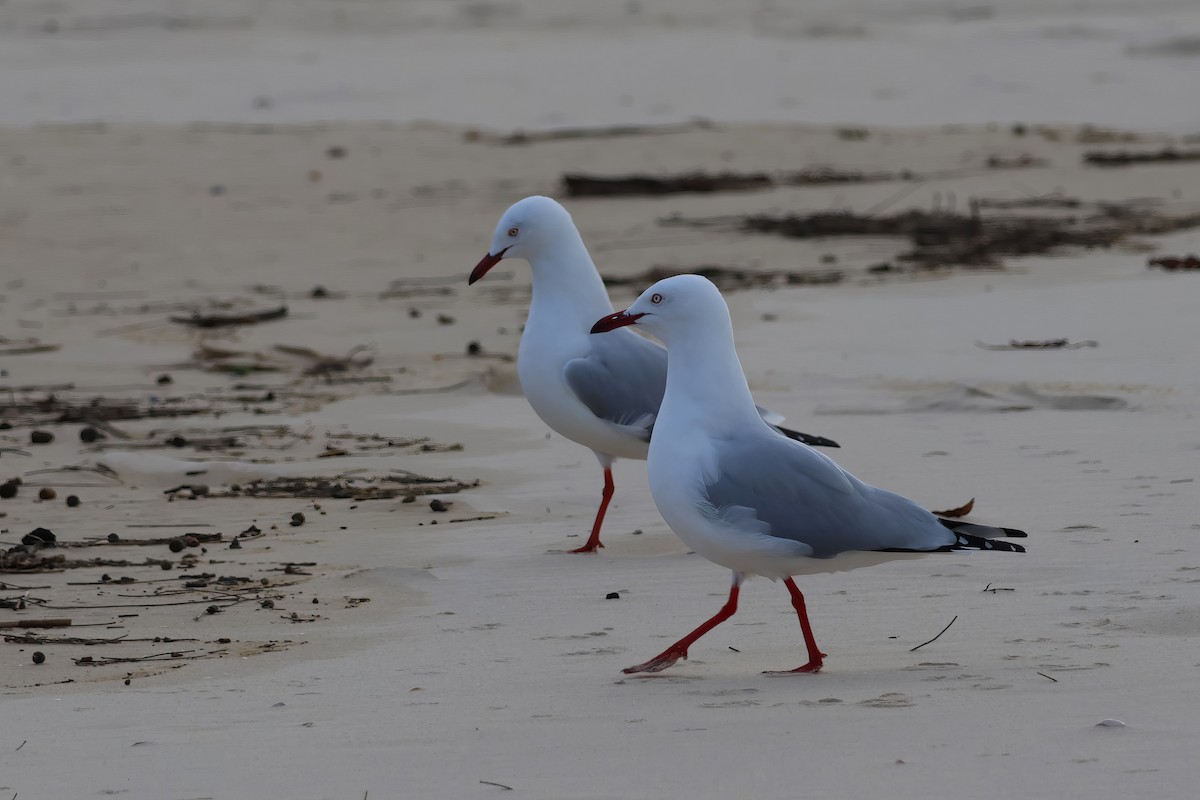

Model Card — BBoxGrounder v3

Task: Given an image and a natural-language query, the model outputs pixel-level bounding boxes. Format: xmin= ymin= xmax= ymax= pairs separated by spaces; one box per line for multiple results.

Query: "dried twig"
xmin=910 ymin=615 xmax=958 ymax=652
xmin=479 ymin=780 xmax=514 ymax=791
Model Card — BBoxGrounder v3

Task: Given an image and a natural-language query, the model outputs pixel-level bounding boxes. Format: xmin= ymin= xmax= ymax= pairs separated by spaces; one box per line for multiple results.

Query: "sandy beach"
xmin=4 ymin=2 xmax=1200 ymax=798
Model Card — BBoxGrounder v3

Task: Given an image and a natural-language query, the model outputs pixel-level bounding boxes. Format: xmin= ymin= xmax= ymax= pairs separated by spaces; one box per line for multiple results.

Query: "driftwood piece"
xmin=170 ymin=305 xmax=288 ymax=328
xmin=0 ymin=618 xmax=72 ymax=629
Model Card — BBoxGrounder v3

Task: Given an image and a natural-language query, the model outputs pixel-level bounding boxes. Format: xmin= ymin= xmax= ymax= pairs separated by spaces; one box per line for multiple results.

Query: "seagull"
xmin=470 ymin=196 xmax=838 ymax=553
xmin=591 ymin=274 xmax=1026 ymax=674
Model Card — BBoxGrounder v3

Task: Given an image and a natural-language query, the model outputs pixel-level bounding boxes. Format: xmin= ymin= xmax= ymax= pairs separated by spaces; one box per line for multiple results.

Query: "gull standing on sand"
xmin=591 ymin=275 xmax=1026 ymax=674
xmin=470 ymin=196 xmax=838 ymax=553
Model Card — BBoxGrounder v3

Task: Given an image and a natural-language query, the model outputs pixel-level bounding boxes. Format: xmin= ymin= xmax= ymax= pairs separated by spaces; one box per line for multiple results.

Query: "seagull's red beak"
xmin=469 ymin=247 xmax=510 ymax=285
xmin=591 ymin=310 xmax=645 ymax=334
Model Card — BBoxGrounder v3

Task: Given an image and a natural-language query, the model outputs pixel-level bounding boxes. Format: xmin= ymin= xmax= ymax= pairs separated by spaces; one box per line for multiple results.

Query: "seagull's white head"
xmin=469 ymin=196 xmax=576 ymax=284
xmin=590 ymin=274 xmax=730 ymax=345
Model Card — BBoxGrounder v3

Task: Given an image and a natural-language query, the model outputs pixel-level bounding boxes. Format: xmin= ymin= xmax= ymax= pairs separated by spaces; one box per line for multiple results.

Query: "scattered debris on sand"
xmin=210 ymin=472 xmax=478 ymax=501
xmin=603 ymin=265 xmax=844 ymax=291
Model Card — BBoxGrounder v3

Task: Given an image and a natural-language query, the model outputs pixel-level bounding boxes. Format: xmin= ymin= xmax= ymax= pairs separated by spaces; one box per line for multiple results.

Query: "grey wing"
xmin=703 ymin=433 xmax=953 ymax=557
xmin=563 ymin=328 xmax=668 ymax=441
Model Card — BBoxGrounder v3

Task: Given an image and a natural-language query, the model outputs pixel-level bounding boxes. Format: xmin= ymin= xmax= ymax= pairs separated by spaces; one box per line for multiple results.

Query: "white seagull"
xmin=591 ymin=274 xmax=1026 ymax=674
xmin=470 ymin=196 xmax=838 ymax=553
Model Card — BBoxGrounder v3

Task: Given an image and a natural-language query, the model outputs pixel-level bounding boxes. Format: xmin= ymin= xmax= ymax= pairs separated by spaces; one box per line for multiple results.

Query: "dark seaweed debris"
xmin=213 ymin=473 xmax=479 ymax=500
xmin=662 ymin=202 xmax=1200 ymax=268
xmin=563 ymin=167 xmax=907 ymax=198
xmin=1084 ymin=148 xmax=1200 ymax=167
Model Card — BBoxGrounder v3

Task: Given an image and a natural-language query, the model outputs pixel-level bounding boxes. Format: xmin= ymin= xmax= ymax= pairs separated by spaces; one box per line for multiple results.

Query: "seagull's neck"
xmin=659 ymin=322 xmax=762 ymax=434
xmin=526 ymin=231 xmax=614 ymax=332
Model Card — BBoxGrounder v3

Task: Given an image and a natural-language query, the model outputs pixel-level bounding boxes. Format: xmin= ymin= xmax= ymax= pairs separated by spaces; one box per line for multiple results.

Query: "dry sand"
xmin=1 ymin=118 xmax=1198 ymax=798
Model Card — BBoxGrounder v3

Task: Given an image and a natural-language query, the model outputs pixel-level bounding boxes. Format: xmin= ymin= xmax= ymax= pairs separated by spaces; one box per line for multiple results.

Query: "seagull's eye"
xmin=507 ymin=227 xmax=519 ymax=237
xmin=650 ymin=293 xmax=663 ymax=304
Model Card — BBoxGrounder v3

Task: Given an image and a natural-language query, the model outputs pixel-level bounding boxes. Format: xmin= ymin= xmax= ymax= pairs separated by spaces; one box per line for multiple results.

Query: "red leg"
xmin=569 ymin=467 xmax=613 ymax=553
xmin=623 ymin=584 xmax=740 ymax=674
xmin=766 ymin=577 xmax=826 ymax=674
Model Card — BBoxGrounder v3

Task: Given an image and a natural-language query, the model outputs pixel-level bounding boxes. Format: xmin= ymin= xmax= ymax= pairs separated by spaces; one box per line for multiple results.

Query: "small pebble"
xmin=290 ymin=512 xmax=306 ymax=527
xmin=261 ymin=599 xmax=275 ymax=609
xmin=38 ymin=487 xmax=56 ymax=500
xmin=107 ymin=533 xmax=120 ymax=543
xmin=166 ymin=435 xmax=188 ymax=448
xmin=32 ymin=651 xmax=45 ymax=665
xmin=30 ymin=430 xmax=54 ymax=444
xmin=66 ymin=495 xmax=80 ymax=507
xmin=408 ymin=307 xmax=421 ymax=319
xmin=326 ymin=146 xmax=347 ymax=159
xmin=79 ymin=426 xmax=104 ymax=443
xmin=183 ymin=535 xmax=199 ymax=548
xmin=101 ymin=574 xmax=111 ymax=582
xmin=168 ymin=539 xmax=186 ymax=553
xmin=0 ymin=481 xmax=17 ymax=499
xmin=606 ymin=592 xmax=620 ymax=600
xmin=466 ymin=341 xmax=482 ymax=356
xmin=312 ymin=597 xmax=319 ymax=604
xmin=229 ymin=538 xmax=242 ymax=550
xmin=124 ymin=678 xmax=131 ymax=686
xmin=311 ymin=285 xmax=329 ymax=298
xmin=205 ymin=605 xmax=221 ymax=615
xmin=429 ymin=499 xmax=449 ymax=512
xmin=160 ymin=562 xmax=173 ymax=570
xmin=1096 ymin=719 xmax=1126 ymax=728
xmin=156 ymin=374 xmax=173 ymax=385
xmin=436 ymin=313 xmax=455 ymax=325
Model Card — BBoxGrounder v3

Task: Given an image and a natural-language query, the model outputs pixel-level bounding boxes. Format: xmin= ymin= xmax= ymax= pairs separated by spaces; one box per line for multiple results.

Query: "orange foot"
xmin=623 ymin=646 xmax=688 ymax=674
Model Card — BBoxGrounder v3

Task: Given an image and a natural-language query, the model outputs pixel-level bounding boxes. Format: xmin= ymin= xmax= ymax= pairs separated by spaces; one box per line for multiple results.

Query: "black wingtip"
xmin=777 ymin=426 xmax=840 ymax=448
xmin=951 ymin=532 xmax=1026 ymax=553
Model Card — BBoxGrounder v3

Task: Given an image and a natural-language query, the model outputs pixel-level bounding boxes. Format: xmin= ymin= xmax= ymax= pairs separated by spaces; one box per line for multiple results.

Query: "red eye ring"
xmin=650 ymin=293 xmax=663 ymax=304
xmin=507 ymin=227 xmax=519 ymax=237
